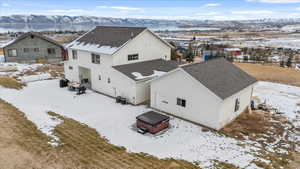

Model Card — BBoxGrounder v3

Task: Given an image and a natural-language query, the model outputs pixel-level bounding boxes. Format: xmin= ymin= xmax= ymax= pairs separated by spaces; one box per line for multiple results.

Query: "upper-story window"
xmin=47 ymin=48 xmax=56 ymax=55
xmin=72 ymin=50 xmax=78 ymax=60
xmin=8 ymin=49 xmax=17 ymax=57
xmin=91 ymin=53 xmax=100 ymax=64
xmin=128 ymin=54 xmax=139 ymax=61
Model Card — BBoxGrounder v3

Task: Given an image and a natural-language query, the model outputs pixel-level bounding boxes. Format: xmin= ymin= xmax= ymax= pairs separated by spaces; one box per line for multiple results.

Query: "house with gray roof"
xmin=3 ymin=32 xmax=66 ymax=64
xmin=64 ymin=26 xmax=176 ymax=104
xmin=150 ymin=58 xmax=257 ymax=130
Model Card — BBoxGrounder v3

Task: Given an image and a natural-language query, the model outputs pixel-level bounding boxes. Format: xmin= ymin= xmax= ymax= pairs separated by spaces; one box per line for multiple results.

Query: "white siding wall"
xmin=150 ymin=70 xmax=223 ymax=129
xmin=135 ymin=81 xmax=150 ymax=104
xmin=64 ymin=49 xmax=137 ymax=104
xmin=218 ymin=85 xmax=254 ymax=128
xmin=112 ymin=30 xmax=171 ymax=66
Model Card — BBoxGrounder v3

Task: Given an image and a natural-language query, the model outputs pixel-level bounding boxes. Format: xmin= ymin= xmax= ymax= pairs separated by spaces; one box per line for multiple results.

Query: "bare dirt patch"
xmin=0 ymin=100 xmax=199 ymax=169
xmin=221 ymin=111 xmax=299 ymax=168
xmin=0 ymin=76 xmax=24 ymax=89
xmin=17 ymin=65 xmax=64 ymax=78
xmin=235 ymin=63 xmax=300 ymax=87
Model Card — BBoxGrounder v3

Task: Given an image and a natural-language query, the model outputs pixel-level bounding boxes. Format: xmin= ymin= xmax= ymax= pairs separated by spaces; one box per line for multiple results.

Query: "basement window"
xmin=8 ymin=49 xmax=17 ymax=57
xmin=72 ymin=50 xmax=78 ymax=60
xmin=177 ymin=98 xmax=186 ymax=107
xmin=128 ymin=54 xmax=139 ymax=61
xmin=69 ymin=66 xmax=73 ymax=70
xmin=234 ymin=98 xmax=240 ymax=112
xmin=91 ymin=53 xmax=100 ymax=64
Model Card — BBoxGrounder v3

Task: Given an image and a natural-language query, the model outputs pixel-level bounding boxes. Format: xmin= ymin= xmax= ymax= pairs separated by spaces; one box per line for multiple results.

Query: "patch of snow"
xmin=0 ymin=62 xmax=43 ymax=76
xmin=132 ymin=70 xmax=166 ymax=80
xmin=0 ymin=55 xmax=4 ymax=63
xmin=0 ymin=80 xmax=261 ymax=168
xmin=18 ymin=73 xmax=52 ymax=83
xmin=68 ymin=41 xmax=119 ymax=55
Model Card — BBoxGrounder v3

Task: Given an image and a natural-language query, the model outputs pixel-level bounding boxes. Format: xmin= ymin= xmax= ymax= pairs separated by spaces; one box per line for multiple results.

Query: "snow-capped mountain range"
xmin=1 ymin=15 xmax=300 ymax=31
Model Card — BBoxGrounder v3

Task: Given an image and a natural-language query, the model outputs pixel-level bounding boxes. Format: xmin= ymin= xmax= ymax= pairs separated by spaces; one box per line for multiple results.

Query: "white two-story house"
xmin=64 ymin=26 xmax=178 ymax=105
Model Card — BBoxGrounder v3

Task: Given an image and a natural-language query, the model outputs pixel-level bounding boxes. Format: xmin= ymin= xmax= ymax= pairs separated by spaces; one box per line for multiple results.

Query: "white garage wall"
xmin=150 ymin=69 xmax=223 ymax=130
xmin=218 ymin=85 xmax=254 ymax=128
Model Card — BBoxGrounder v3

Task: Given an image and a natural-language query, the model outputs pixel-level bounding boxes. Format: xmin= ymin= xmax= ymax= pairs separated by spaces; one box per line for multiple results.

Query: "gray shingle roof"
xmin=113 ymin=59 xmax=179 ymax=81
xmin=77 ymin=26 xmax=147 ymax=47
xmin=136 ymin=111 xmax=170 ymax=126
xmin=181 ymin=58 xmax=257 ymax=100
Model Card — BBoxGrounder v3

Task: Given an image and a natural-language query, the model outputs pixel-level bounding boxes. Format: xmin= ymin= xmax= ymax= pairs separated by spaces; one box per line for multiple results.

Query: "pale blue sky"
xmin=1 ymin=0 xmax=300 ymax=20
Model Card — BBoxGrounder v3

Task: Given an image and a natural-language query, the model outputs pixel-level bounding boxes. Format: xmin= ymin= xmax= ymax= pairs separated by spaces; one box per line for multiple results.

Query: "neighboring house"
xmin=150 ymin=58 xmax=257 ymax=130
xmin=3 ymin=32 xmax=66 ymax=64
xmin=64 ymin=26 xmax=177 ymax=105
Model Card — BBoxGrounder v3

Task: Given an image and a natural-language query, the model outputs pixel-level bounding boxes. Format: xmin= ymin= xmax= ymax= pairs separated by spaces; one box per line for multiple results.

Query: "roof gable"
xmin=181 ymin=58 xmax=257 ymax=100
xmin=4 ymin=32 xmax=63 ymax=48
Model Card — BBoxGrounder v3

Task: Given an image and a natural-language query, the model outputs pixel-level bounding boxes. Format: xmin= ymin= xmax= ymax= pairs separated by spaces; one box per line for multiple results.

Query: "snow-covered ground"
xmin=0 ymin=79 xmax=299 ymax=168
xmin=0 ymin=55 xmax=4 ymax=63
xmin=0 ymin=79 xmax=261 ymax=168
xmin=253 ymin=82 xmax=300 ymax=127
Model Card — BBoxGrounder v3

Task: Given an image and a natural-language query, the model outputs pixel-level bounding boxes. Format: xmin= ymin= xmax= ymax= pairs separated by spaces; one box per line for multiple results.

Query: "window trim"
xmin=177 ymin=98 xmax=186 ymax=107
xmin=47 ymin=48 xmax=56 ymax=55
xmin=33 ymin=48 xmax=39 ymax=52
xmin=128 ymin=54 xmax=139 ymax=61
xmin=234 ymin=98 xmax=240 ymax=112
xmin=72 ymin=50 xmax=78 ymax=60
xmin=23 ymin=48 xmax=30 ymax=53
xmin=8 ymin=49 xmax=17 ymax=57
xmin=91 ymin=53 xmax=100 ymax=64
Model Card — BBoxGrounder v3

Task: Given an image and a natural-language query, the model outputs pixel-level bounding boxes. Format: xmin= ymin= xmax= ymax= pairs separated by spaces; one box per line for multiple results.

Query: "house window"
xmin=47 ymin=48 xmax=56 ymax=55
xmin=23 ymin=48 xmax=30 ymax=53
xmin=8 ymin=49 xmax=17 ymax=57
xmin=128 ymin=54 xmax=139 ymax=61
xmin=91 ymin=53 xmax=100 ymax=64
xmin=72 ymin=50 xmax=78 ymax=60
xmin=234 ymin=98 xmax=240 ymax=112
xmin=107 ymin=78 xmax=111 ymax=84
xmin=69 ymin=66 xmax=73 ymax=70
xmin=177 ymin=98 xmax=186 ymax=107
xmin=99 ymin=75 xmax=101 ymax=80
xmin=34 ymin=48 xmax=39 ymax=52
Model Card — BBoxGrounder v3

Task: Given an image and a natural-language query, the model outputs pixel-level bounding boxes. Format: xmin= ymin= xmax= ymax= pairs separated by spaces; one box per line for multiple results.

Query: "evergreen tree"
xmin=286 ymin=57 xmax=292 ymax=67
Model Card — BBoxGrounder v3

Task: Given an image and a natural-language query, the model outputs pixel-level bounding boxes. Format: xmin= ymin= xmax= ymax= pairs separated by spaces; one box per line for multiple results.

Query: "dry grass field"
xmin=0 ymin=99 xmax=199 ymax=169
xmin=235 ymin=63 xmax=300 ymax=87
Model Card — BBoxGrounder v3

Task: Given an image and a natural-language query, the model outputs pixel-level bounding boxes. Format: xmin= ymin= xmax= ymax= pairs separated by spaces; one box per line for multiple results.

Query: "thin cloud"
xmin=203 ymin=3 xmax=221 ymax=7
xmin=96 ymin=6 xmax=142 ymax=11
xmin=247 ymin=0 xmax=300 ymax=3
xmin=1 ymin=3 xmax=9 ymax=7
xmin=48 ymin=9 xmax=86 ymax=13
xmin=232 ymin=10 xmax=273 ymax=14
